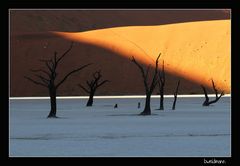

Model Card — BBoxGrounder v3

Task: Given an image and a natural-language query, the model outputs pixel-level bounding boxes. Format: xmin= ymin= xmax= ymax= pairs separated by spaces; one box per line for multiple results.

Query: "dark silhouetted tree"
xmin=172 ymin=80 xmax=180 ymax=110
xmin=131 ymin=53 xmax=160 ymax=115
xmin=157 ymin=60 xmax=165 ymax=110
xmin=201 ymin=79 xmax=224 ymax=106
xmin=78 ymin=70 xmax=109 ymax=107
xmin=24 ymin=42 xmax=91 ymax=118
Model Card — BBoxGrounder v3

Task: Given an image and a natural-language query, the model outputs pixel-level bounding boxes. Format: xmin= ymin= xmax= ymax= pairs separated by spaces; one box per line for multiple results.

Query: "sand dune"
xmin=10 ymin=11 xmax=230 ymax=96
xmin=54 ymin=20 xmax=230 ymax=93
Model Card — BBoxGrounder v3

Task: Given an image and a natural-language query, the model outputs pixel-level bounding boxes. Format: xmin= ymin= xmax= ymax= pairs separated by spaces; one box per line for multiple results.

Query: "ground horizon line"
xmin=9 ymin=94 xmax=231 ymax=100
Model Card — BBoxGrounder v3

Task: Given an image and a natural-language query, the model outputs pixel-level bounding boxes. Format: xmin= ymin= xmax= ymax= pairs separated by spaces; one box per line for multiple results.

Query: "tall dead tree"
xmin=78 ymin=70 xmax=109 ymax=107
xmin=131 ymin=53 xmax=160 ymax=115
xmin=24 ymin=42 xmax=91 ymax=118
xmin=201 ymin=79 xmax=224 ymax=106
xmin=172 ymin=80 xmax=180 ymax=110
xmin=158 ymin=60 xmax=165 ymax=110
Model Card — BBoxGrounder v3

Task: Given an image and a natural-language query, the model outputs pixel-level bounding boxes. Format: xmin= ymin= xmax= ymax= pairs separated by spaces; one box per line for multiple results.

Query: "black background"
xmin=2 ymin=0 xmax=239 ymax=165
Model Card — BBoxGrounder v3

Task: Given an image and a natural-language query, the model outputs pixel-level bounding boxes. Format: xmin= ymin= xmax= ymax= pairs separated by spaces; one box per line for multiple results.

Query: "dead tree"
xmin=201 ymin=79 xmax=224 ymax=106
xmin=172 ymin=80 xmax=180 ymax=110
xmin=131 ymin=53 xmax=161 ymax=115
xmin=24 ymin=42 xmax=91 ymax=118
xmin=78 ymin=70 xmax=109 ymax=107
xmin=201 ymin=80 xmax=224 ymax=106
xmin=157 ymin=60 xmax=165 ymax=110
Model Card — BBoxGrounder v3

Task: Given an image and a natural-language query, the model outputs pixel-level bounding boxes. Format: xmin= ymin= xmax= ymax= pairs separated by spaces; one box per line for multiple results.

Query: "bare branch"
xmin=131 ymin=56 xmax=145 ymax=76
xmin=49 ymin=59 xmax=55 ymax=70
xmin=201 ymin=80 xmax=224 ymax=106
xmin=131 ymin=56 xmax=149 ymax=92
xmin=201 ymin=85 xmax=209 ymax=101
xmin=174 ymin=80 xmax=180 ymax=96
xmin=56 ymin=63 xmax=91 ymax=89
xmin=56 ymin=42 xmax=74 ymax=63
xmin=45 ymin=61 xmax=54 ymax=73
xmin=78 ymin=84 xmax=90 ymax=93
xmin=220 ymin=91 xmax=224 ymax=97
xmin=97 ymin=80 xmax=110 ymax=88
xmin=211 ymin=79 xmax=224 ymax=98
xmin=158 ymin=69 xmax=165 ymax=88
xmin=211 ymin=79 xmax=219 ymax=98
xmin=92 ymin=71 xmax=102 ymax=88
xmin=34 ymin=74 xmax=49 ymax=85
xmin=30 ymin=69 xmax=50 ymax=77
xmin=160 ymin=60 xmax=165 ymax=85
xmin=93 ymin=70 xmax=101 ymax=79
xmin=207 ymin=95 xmax=223 ymax=105
xmin=24 ymin=76 xmax=48 ymax=87
xmin=86 ymin=80 xmax=92 ymax=87
xmin=145 ymin=64 xmax=151 ymax=82
xmin=150 ymin=53 xmax=161 ymax=92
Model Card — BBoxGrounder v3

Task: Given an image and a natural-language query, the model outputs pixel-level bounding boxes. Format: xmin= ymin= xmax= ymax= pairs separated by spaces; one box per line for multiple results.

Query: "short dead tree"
xmin=172 ymin=80 xmax=180 ymax=110
xmin=78 ymin=70 xmax=109 ymax=107
xmin=201 ymin=79 xmax=224 ymax=106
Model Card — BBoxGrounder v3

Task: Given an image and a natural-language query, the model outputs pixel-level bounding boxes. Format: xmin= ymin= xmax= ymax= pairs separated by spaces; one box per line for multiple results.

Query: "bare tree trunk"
xmin=172 ymin=80 xmax=180 ymax=110
xmin=140 ymin=93 xmax=151 ymax=115
xmin=86 ymin=92 xmax=94 ymax=107
xmin=202 ymin=86 xmax=210 ymax=106
xmin=158 ymin=60 xmax=165 ymax=110
xmin=48 ymin=87 xmax=57 ymax=118
xmin=172 ymin=95 xmax=177 ymax=110
xmin=160 ymin=86 xmax=164 ymax=110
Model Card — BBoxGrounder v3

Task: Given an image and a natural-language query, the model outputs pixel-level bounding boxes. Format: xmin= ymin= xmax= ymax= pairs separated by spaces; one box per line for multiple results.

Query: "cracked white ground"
xmin=9 ymin=96 xmax=231 ymax=157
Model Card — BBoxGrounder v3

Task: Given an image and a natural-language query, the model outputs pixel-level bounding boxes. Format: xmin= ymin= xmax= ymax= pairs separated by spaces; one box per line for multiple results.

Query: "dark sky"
xmin=10 ymin=9 xmax=230 ymax=33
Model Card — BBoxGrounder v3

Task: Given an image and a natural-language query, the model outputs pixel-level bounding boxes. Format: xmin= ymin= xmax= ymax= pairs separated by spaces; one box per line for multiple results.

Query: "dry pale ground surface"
xmin=10 ymin=96 xmax=230 ymax=157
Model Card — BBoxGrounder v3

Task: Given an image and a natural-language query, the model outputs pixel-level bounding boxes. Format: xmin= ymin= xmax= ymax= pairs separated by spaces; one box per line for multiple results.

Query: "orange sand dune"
xmin=53 ymin=20 xmax=230 ymax=93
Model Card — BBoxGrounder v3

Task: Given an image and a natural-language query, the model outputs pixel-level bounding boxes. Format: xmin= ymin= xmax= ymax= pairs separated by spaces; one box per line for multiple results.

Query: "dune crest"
xmin=53 ymin=20 xmax=230 ymax=93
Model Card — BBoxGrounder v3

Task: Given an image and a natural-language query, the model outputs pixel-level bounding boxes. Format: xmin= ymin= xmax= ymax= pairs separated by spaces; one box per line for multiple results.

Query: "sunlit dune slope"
xmin=53 ymin=20 xmax=230 ymax=93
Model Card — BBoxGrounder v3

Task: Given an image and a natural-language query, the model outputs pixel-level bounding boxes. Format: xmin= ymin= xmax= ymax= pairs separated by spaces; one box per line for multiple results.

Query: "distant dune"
xmin=10 ymin=10 xmax=230 ymax=96
xmin=10 ymin=10 xmax=230 ymax=33
xmin=54 ymin=20 xmax=230 ymax=93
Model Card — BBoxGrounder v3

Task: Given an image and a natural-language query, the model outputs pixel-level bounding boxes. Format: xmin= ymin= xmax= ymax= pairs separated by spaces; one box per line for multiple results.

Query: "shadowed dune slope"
xmin=12 ymin=36 xmax=211 ymax=96
xmin=54 ymin=20 xmax=230 ymax=93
